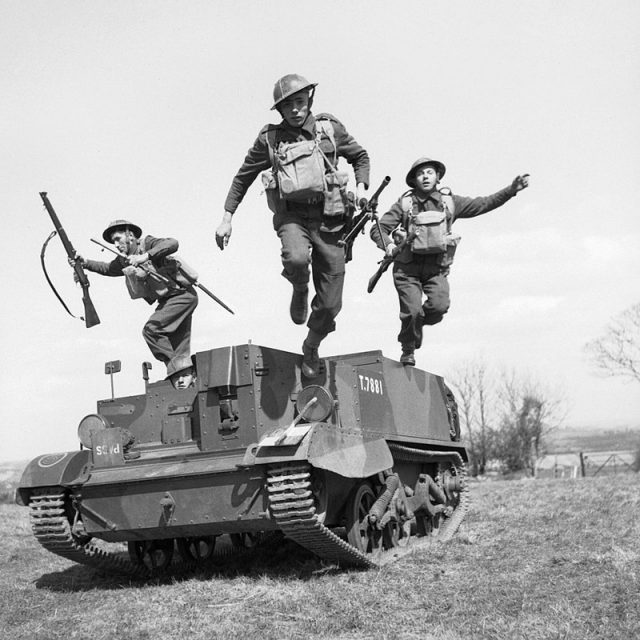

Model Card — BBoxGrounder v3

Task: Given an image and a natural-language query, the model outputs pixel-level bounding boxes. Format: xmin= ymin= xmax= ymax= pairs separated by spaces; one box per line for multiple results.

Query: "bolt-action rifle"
xmin=367 ymin=230 xmax=417 ymax=294
xmin=90 ymin=238 xmax=234 ymax=315
xmin=39 ymin=192 xmax=100 ymax=328
xmin=339 ymin=176 xmax=391 ymax=262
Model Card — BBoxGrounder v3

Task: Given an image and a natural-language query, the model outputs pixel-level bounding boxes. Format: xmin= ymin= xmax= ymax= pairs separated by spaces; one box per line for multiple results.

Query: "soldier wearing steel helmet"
xmin=75 ymin=220 xmax=198 ymax=369
xmin=371 ymin=157 xmax=529 ymax=366
xmin=166 ymin=354 xmax=197 ymax=390
xmin=215 ymin=74 xmax=370 ymax=377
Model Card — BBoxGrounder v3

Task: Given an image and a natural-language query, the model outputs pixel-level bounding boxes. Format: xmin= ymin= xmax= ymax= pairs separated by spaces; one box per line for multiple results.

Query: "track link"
xmin=266 ymin=448 xmax=470 ymax=568
xmin=267 ymin=464 xmax=377 ymax=568
xmin=29 ymin=488 xmax=148 ymax=577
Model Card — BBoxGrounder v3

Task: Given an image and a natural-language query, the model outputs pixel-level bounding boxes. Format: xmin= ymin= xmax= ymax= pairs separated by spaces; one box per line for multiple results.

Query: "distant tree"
xmin=493 ymin=371 xmax=566 ymax=475
xmin=493 ymin=395 xmax=546 ymax=475
xmin=448 ymin=362 xmax=566 ymax=476
xmin=448 ymin=359 xmax=495 ymax=476
xmin=584 ymin=303 xmax=640 ymax=384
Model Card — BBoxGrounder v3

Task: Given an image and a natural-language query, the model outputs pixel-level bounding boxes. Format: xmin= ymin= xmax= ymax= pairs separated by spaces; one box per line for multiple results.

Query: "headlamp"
xmin=77 ymin=414 xmax=110 ymax=449
xmin=296 ymin=385 xmax=335 ymax=422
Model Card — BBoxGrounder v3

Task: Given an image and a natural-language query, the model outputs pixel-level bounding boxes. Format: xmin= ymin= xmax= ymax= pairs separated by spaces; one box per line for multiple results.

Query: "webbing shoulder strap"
xmin=264 ymin=127 xmax=279 ymax=168
xmin=400 ymin=190 xmax=414 ymax=229
xmin=315 ymin=118 xmax=339 ymax=172
xmin=439 ymin=187 xmax=455 ymax=233
xmin=316 ymin=118 xmax=336 ymax=147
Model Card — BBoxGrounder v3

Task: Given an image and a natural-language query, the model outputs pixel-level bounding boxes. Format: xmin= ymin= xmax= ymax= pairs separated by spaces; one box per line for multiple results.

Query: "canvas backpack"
xmin=401 ymin=189 xmax=461 ymax=265
xmin=262 ymin=118 xmax=349 ymax=216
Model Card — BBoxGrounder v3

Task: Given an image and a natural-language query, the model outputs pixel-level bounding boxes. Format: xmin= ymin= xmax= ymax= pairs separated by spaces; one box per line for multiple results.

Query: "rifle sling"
xmin=40 ymin=230 xmax=85 ymax=322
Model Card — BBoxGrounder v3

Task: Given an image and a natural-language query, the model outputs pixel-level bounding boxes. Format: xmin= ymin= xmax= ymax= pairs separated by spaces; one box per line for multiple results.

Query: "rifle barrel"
xmin=192 ymin=280 xmax=234 ymax=315
xmin=368 ymin=175 xmax=391 ymax=205
xmin=91 ymin=237 xmax=121 ymax=257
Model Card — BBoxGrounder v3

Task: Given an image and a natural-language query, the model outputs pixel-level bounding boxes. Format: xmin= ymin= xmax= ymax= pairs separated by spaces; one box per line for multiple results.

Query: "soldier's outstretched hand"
xmin=512 ymin=174 xmax=530 ymax=193
xmin=215 ymin=214 xmax=233 ymax=250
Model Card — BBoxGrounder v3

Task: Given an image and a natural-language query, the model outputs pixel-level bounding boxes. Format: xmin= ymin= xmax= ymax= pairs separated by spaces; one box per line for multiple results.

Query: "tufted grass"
xmin=1 ymin=473 xmax=638 ymax=640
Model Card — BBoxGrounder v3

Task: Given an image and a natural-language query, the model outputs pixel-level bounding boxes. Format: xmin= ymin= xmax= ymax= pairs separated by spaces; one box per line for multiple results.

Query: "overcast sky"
xmin=2 ymin=0 xmax=639 ymax=462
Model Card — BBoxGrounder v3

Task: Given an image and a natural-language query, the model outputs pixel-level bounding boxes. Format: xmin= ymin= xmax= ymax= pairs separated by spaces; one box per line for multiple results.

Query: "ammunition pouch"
xmin=139 ymin=264 xmax=170 ymax=300
xmin=437 ymin=232 xmax=461 ymax=269
xmin=262 ymin=169 xmax=286 ymax=215
xmin=263 ymin=167 xmax=350 ymax=218
xmin=409 ymin=210 xmax=448 ymax=255
xmin=123 ymin=266 xmax=153 ymax=300
xmin=322 ymin=169 xmax=350 ymax=217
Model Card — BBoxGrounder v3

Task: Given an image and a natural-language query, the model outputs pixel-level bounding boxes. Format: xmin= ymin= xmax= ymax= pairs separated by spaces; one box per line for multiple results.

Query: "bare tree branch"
xmin=584 ymin=303 xmax=640 ymax=384
xmin=448 ymin=359 xmax=496 ymax=475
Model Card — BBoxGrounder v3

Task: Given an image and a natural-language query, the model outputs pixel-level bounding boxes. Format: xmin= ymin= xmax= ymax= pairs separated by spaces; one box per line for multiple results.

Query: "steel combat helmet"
xmin=405 ymin=157 xmax=447 ymax=187
xmin=271 ymin=74 xmax=317 ymax=110
xmin=102 ymin=219 xmax=143 ymax=243
xmin=166 ymin=354 xmax=195 ymax=379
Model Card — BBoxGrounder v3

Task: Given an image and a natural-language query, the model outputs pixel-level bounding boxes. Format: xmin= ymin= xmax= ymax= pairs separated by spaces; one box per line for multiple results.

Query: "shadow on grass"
xmin=34 ymin=535 xmax=365 ymax=592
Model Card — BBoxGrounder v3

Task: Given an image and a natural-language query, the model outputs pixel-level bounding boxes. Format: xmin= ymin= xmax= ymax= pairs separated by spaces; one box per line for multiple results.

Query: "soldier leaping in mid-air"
xmin=370 ymin=157 xmax=529 ymax=366
xmin=215 ymin=74 xmax=370 ymax=378
xmin=75 ymin=220 xmax=199 ymax=372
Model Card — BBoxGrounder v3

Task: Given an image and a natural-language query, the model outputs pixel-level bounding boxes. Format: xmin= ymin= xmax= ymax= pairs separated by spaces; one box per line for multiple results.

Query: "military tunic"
xmin=371 ymin=185 xmax=518 ymax=349
xmin=84 ymin=235 xmax=198 ymax=364
xmin=224 ymin=112 xmax=370 ymax=337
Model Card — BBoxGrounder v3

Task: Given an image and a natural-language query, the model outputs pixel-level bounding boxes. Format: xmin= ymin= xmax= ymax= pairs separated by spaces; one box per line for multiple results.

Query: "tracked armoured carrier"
xmin=16 ymin=344 xmax=469 ymax=574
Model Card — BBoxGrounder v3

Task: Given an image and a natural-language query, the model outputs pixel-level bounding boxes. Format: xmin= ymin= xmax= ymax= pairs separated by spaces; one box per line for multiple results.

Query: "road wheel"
xmin=230 ymin=532 xmax=263 ymax=549
xmin=176 ymin=536 xmax=216 ymax=562
xmin=346 ymin=482 xmax=383 ymax=555
xmin=127 ymin=539 xmax=174 ymax=572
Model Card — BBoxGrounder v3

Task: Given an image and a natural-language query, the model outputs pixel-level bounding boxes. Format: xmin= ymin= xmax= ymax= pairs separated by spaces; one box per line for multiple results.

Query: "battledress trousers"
xmin=393 ymin=256 xmax=450 ymax=349
xmin=142 ymin=286 xmax=198 ymax=364
xmin=275 ymin=208 xmax=345 ymax=337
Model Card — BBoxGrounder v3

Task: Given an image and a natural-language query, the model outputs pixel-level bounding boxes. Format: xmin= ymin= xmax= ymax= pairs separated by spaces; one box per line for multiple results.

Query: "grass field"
xmin=2 ymin=474 xmax=638 ymax=640
xmin=546 ymin=426 xmax=640 ymax=455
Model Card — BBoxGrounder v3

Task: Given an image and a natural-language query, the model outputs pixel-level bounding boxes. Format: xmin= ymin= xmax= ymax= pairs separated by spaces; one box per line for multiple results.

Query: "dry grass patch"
xmin=1 ymin=474 xmax=638 ymax=640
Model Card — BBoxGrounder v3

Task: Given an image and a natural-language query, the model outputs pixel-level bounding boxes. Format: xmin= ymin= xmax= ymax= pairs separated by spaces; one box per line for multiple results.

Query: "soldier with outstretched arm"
xmin=215 ymin=74 xmax=370 ymax=377
xmin=74 ymin=220 xmax=198 ymax=371
xmin=370 ymin=157 xmax=529 ymax=366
